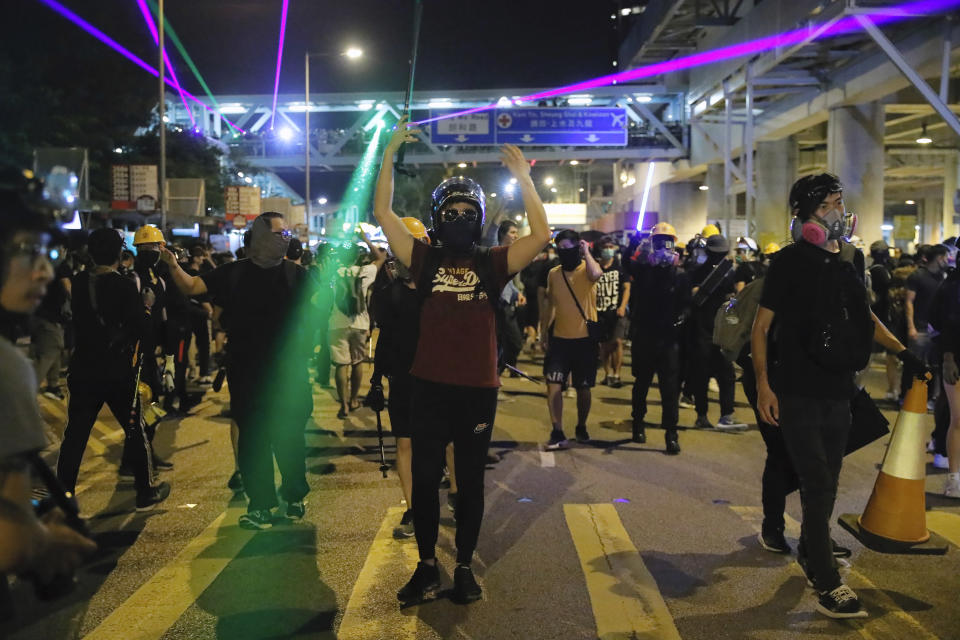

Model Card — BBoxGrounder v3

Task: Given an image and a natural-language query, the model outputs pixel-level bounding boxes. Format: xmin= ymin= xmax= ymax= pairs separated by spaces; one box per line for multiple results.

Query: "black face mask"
xmin=438 ymin=221 xmax=476 ymax=253
xmin=558 ymin=247 xmax=582 ymax=271
xmin=135 ymin=250 xmax=160 ymax=268
xmin=706 ymin=251 xmax=725 ymax=266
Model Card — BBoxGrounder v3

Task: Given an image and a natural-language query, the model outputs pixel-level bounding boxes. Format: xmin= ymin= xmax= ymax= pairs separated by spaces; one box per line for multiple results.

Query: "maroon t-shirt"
xmin=408 ymin=241 xmax=512 ymax=388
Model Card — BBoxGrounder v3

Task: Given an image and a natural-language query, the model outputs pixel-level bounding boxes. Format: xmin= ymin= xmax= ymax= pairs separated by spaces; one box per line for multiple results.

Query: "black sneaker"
xmin=758 ymin=529 xmax=791 ymax=554
xmin=665 ymin=436 xmax=681 ymax=455
xmin=546 ymin=429 xmax=568 ymax=450
xmin=118 ymin=465 xmax=136 ymax=482
xmin=679 ymin=394 xmax=695 ymax=408
xmin=831 ymin=538 xmax=852 ymax=558
xmin=816 ymin=584 xmax=868 ymax=619
xmin=632 ymin=421 xmax=646 ymax=444
xmin=609 ymin=376 xmax=623 ymax=389
xmin=238 ymin=509 xmax=274 ymax=530
xmin=393 ymin=509 xmax=415 ymax=539
xmin=397 ymin=561 xmax=441 ymax=603
xmin=285 ymin=500 xmax=306 ymax=521
xmin=153 ymin=456 xmax=174 ymax=471
xmin=575 ymin=425 xmax=590 ymax=443
xmin=227 ymin=470 xmax=244 ymax=493
xmin=694 ymin=414 xmax=714 ymax=429
xmin=452 ymin=565 xmax=483 ymax=604
xmin=135 ymin=481 xmax=171 ymax=511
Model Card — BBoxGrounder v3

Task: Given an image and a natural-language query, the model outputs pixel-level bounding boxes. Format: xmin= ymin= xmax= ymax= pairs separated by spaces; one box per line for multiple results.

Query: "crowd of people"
xmin=2 ymin=128 xmax=958 ymax=620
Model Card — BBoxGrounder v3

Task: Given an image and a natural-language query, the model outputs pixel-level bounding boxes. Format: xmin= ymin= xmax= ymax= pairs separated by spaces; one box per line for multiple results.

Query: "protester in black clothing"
xmin=159 ymin=251 xmax=195 ymax=414
xmin=161 ymin=212 xmax=312 ymax=530
xmin=286 ymin=238 xmax=304 ymax=264
xmin=905 ymin=243 xmax=948 ymax=401
xmin=627 ymin=222 xmax=687 ymax=452
xmin=375 ymin=118 xmax=550 ymax=605
xmin=496 ymin=220 xmax=526 ymax=375
xmin=596 ymin=236 xmax=629 ymax=388
xmin=57 ymin=228 xmax=170 ymax=511
xmin=369 ymin=217 xmax=431 ymax=539
xmin=868 ymin=240 xmax=899 ymax=401
xmin=689 ymin=234 xmax=744 ymax=430
xmin=753 ymin=173 xmax=917 ymax=619
xmin=119 ymin=225 xmax=175 ymax=476
xmin=185 ymin=246 xmax=213 ymax=384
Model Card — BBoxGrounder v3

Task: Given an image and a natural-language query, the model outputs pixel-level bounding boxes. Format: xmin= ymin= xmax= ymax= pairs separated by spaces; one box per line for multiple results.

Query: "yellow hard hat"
xmin=133 ymin=225 xmax=165 ymax=246
xmin=650 ymin=222 xmax=678 ymax=240
xmin=701 ymin=224 xmax=720 ymax=238
xmin=400 ymin=217 xmax=430 ymax=243
xmin=764 ymin=242 xmax=781 ymax=255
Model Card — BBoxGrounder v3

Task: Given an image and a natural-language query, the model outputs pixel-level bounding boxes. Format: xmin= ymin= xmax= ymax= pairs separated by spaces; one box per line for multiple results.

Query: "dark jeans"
xmin=411 ymin=378 xmax=497 ymax=566
xmin=631 ymin=339 xmax=680 ymax=433
xmin=779 ymin=394 xmax=851 ymax=592
xmin=692 ymin=337 xmax=736 ymax=417
xmin=737 ymin=353 xmax=799 ymax=532
xmin=166 ymin=322 xmax=192 ymax=409
xmin=230 ymin=366 xmax=311 ymax=512
xmin=191 ymin=316 xmax=211 ymax=376
xmin=932 ymin=388 xmax=950 ymax=456
xmin=497 ymin=306 xmax=524 ymax=373
xmin=58 ymin=372 xmax=153 ymax=494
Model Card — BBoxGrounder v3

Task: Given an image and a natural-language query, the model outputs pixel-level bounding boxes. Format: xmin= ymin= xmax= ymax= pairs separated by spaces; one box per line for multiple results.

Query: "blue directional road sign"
xmin=429 ymin=107 xmax=628 ymax=146
xmin=429 ymin=110 xmax=496 ymax=145
xmin=494 ymin=108 xmax=628 ymax=146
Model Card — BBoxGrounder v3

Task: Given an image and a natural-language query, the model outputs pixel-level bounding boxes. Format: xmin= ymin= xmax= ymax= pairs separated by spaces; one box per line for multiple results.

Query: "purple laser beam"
xmin=36 ymin=0 xmax=246 ymax=133
xmin=269 ymin=0 xmax=290 ymax=131
xmin=414 ymin=0 xmax=960 ymax=126
xmin=134 ymin=0 xmax=196 ymax=128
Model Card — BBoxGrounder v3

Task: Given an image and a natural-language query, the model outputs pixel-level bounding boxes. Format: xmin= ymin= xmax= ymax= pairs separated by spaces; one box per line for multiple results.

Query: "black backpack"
xmin=803 ymin=241 xmax=874 ymax=372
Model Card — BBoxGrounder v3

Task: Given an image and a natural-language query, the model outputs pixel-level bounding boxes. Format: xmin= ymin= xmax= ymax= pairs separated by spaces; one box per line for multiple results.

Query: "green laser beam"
xmin=333 ymin=115 xmax=392 ymax=241
xmin=145 ymin=0 xmax=239 ymax=135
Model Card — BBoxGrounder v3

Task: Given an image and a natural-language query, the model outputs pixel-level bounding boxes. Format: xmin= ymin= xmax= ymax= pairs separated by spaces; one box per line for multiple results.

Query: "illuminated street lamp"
xmin=306 ymin=47 xmax=364 ymax=221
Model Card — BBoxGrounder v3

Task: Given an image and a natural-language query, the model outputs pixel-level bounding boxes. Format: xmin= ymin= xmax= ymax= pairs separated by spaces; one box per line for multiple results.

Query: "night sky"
xmin=23 ymin=0 xmax=621 ymax=95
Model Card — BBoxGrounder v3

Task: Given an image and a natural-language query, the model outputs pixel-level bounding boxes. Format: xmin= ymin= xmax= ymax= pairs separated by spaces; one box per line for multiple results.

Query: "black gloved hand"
xmin=897 ymin=349 xmax=930 ymax=380
xmin=366 ymin=384 xmax=385 ymax=412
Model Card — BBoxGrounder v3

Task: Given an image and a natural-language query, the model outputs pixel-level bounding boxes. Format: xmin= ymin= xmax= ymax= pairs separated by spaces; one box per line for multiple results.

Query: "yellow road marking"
xmin=730 ymin=505 xmax=938 ymax=640
xmin=564 ymin=504 xmax=682 ymax=640
xmin=337 ymin=506 xmax=420 ymax=640
xmin=81 ymin=506 xmax=253 ymax=640
xmin=926 ymin=510 xmax=960 ymax=548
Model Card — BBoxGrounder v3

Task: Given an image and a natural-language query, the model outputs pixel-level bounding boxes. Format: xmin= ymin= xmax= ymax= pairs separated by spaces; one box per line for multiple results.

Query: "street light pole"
xmin=305 ymin=52 xmax=311 ymax=226
xmin=158 ymin=0 xmax=167 ymax=233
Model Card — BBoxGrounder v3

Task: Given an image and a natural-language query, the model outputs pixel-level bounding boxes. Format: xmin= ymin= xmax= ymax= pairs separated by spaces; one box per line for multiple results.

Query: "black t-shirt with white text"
xmin=596 ymin=262 xmax=625 ymax=314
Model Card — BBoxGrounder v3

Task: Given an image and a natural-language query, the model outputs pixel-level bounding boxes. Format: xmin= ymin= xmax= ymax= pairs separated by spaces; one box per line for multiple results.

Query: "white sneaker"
xmin=708 ymin=378 xmax=720 ymax=393
xmin=716 ymin=415 xmax=748 ymax=430
xmin=945 ymin=473 xmax=960 ymax=499
xmin=563 ymin=387 xmax=576 ymax=398
xmin=933 ymin=454 xmax=949 ymax=470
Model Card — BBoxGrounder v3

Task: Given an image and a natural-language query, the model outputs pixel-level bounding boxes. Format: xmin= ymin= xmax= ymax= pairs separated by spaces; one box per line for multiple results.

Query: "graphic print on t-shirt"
xmin=432 ymin=266 xmax=488 ymax=302
xmin=596 ymin=268 xmax=621 ymax=313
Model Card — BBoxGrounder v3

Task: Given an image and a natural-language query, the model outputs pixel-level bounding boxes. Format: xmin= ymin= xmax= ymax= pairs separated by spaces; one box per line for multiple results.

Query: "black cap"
xmin=706 ymin=234 xmax=729 ymax=253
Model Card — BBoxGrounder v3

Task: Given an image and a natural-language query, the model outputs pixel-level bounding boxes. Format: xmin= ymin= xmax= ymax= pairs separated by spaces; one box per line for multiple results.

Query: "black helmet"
xmin=0 ymin=166 xmax=69 ymax=243
xmin=430 ymin=176 xmax=486 ymax=239
xmin=789 ymin=173 xmax=843 ymax=220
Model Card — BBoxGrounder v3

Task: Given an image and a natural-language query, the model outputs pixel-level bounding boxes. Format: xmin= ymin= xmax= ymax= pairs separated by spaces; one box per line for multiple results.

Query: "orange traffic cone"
xmin=839 ymin=378 xmax=948 ymax=554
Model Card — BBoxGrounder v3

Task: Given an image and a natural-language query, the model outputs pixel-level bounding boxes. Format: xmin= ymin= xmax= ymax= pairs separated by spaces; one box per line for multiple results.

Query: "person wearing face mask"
xmin=540 ymin=229 xmax=604 ymax=449
xmin=752 ymin=173 xmax=919 ymax=619
xmin=904 ymin=243 xmax=948 ymax=406
xmin=374 ymin=118 xmax=551 ymax=606
xmin=688 ymin=233 xmax=745 ymax=430
xmin=626 ymin=222 xmax=689 ymax=451
xmin=159 ymin=212 xmax=313 ymax=530
xmin=595 ymin=237 xmax=629 ymax=388
xmin=118 ymin=225 xmax=175 ymax=478
xmin=58 ymin=228 xmax=170 ymax=511
xmin=733 ymin=236 xmax=764 ymax=293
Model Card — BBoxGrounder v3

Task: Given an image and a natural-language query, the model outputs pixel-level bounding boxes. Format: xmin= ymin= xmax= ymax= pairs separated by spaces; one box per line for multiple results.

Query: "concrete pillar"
xmin=755 ymin=136 xmax=797 ymax=248
xmin=944 ymin=151 xmax=960 ymax=240
xmin=827 ymin=103 xmax=885 ymax=245
xmin=706 ymin=163 xmax=725 ymax=227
